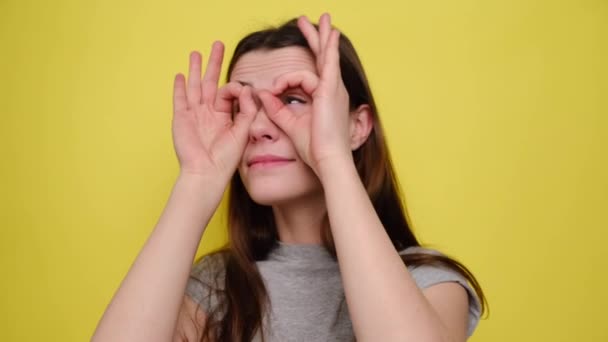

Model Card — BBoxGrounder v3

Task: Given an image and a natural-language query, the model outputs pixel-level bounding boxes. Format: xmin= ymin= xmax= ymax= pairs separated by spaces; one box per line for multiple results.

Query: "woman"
xmin=93 ymin=14 xmax=486 ymax=342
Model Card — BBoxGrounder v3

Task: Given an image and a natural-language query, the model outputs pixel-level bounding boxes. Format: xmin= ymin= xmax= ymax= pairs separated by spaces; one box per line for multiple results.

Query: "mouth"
xmin=247 ymin=155 xmax=295 ymax=169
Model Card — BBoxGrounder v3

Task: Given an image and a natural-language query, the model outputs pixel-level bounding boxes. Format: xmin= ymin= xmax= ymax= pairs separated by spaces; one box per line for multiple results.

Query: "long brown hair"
xmin=193 ymin=18 xmax=488 ymax=341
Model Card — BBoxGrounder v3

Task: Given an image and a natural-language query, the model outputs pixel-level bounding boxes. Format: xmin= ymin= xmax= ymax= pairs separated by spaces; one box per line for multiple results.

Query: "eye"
xmin=283 ymin=95 xmax=307 ymax=105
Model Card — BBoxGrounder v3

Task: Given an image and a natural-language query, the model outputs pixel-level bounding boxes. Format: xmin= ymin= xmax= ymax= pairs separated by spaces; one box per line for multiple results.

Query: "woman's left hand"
xmin=258 ymin=13 xmax=353 ymax=177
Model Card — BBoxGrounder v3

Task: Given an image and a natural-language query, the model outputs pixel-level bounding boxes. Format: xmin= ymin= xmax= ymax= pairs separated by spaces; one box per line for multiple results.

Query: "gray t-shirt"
xmin=186 ymin=241 xmax=481 ymax=341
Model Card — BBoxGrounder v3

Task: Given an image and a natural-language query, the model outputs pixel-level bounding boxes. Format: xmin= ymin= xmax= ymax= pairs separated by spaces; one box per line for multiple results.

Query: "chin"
xmin=238 ymin=159 xmax=323 ymax=206
xmin=244 ymin=179 xmax=321 ymax=206
xmin=237 ymin=163 xmax=320 ymax=205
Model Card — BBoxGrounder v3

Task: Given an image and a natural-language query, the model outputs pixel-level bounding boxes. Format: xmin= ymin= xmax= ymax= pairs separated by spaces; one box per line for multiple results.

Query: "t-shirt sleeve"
xmin=400 ymin=247 xmax=482 ymax=338
xmin=184 ymin=253 xmax=226 ymax=315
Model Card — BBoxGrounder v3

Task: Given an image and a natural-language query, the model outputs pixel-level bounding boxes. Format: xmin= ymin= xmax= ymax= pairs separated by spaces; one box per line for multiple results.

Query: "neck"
xmin=272 ymin=193 xmax=326 ymax=245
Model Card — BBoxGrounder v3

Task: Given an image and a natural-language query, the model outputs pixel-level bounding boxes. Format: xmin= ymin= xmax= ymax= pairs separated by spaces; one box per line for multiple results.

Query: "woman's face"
xmin=230 ymin=47 xmax=323 ymax=206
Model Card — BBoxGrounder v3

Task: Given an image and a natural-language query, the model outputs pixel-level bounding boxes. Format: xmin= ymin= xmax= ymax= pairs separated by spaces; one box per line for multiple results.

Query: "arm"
xmin=92 ymin=173 xmax=225 ymax=342
xmin=92 ymin=42 xmax=256 ymax=342
xmin=319 ymin=157 xmax=469 ymax=342
xmin=259 ymin=13 xmax=471 ymax=342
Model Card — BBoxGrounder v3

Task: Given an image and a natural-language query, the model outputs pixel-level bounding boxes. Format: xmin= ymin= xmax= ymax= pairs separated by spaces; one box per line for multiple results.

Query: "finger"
xmin=231 ymin=86 xmax=257 ymax=140
xmin=318 ymin=13 xmax=331 ymax=59
xmin=322 ymin=29 xmax=342 ymax=84
xmin=173 ymin=73 xmax=188 ymax=113
xmin=238 ymin=86 xmax=258 ymax=116
xmin=272 ymin=70 xmax=319 ymax=95
xmin=258 ymin=90 xmax=297 ymax=135
xmin=201 ymin=41 xmax=225 ymax=105
xmin=215 ymin=82 xmax=243 ymax=113
xmin=187 ymin=51 xmax=202 ymax=107
xmin=297 ymin=16 xmax=320 ymax=55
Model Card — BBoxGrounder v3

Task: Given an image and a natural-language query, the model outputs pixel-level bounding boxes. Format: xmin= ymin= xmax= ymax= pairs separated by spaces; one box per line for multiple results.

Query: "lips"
xmin=247 ymin=154 xmax=295 ymax=168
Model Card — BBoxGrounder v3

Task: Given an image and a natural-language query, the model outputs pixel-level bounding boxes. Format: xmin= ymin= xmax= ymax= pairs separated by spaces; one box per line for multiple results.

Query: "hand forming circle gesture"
xmin=258 ymin=14 xmax=353 ymax=177
xmin=172 ymin=42 xmax=257 ymax=178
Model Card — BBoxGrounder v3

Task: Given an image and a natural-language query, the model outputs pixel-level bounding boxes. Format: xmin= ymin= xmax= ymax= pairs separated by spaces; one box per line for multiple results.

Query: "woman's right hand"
xmin=172 ymin=41 xmax=257 ymax=179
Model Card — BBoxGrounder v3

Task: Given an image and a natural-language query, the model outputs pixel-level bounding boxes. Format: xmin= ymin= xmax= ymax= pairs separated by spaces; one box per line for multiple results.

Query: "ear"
xmin=349 ymin=104 xmax=374 ymax=150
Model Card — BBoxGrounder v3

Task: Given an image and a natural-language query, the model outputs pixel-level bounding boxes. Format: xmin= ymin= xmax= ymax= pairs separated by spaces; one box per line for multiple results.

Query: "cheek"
xmin=286 ymin=102 xmax=312 ymax=116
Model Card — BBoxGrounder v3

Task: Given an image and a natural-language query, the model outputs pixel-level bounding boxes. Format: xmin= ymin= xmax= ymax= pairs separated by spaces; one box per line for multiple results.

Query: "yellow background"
xmin=1 ymin=0 xmax=606 ymax=341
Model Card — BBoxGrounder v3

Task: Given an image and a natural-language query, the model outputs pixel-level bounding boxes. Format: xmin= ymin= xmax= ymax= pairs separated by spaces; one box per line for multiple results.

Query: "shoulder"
xmin=190 ymin=251 xmax=228 ymax=284
xmin=185 ymin=251 xmax=228 ymax=314
xmin=399 ymin=245 xmax=443 ymax=258
xmin=398 ymin=246 xmax=482 ymax=337
xmin=399 ymin=246 xmax=464 ymax=287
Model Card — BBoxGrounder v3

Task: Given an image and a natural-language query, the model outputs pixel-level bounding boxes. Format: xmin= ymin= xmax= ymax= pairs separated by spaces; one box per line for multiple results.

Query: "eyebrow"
xmin=234 ymin=80 xmax=305 ymax=94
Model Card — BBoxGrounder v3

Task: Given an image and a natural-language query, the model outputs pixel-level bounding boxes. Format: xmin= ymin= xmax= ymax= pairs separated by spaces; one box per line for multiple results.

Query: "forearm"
xmin=319 ymin=158 xmax=450 ymax=342
xmin=92 ymin=173 xmax=227 ymax=342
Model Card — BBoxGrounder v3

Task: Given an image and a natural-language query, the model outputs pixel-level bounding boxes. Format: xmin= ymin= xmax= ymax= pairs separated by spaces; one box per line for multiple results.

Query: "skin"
xmin=231 ymin=47 xmax=327 ymax=243
xmin=92 ymin=14 xmax=470 ymax=342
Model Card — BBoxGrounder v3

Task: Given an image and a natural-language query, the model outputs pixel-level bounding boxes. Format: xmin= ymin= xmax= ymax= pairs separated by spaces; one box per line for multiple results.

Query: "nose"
xmin=248 ymin=102 xmax=279 ymax=144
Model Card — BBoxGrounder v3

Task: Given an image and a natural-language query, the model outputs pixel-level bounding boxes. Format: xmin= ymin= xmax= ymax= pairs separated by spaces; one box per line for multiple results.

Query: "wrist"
xmin=176 ymin=170 xmax=231 ymax=194
xmin=316 ymin=153 xmax=357 ymax=185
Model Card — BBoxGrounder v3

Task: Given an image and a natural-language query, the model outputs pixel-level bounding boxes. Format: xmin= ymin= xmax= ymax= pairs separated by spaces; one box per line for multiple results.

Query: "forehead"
xmin=229 ymin=46 xmax=316 ymax=89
